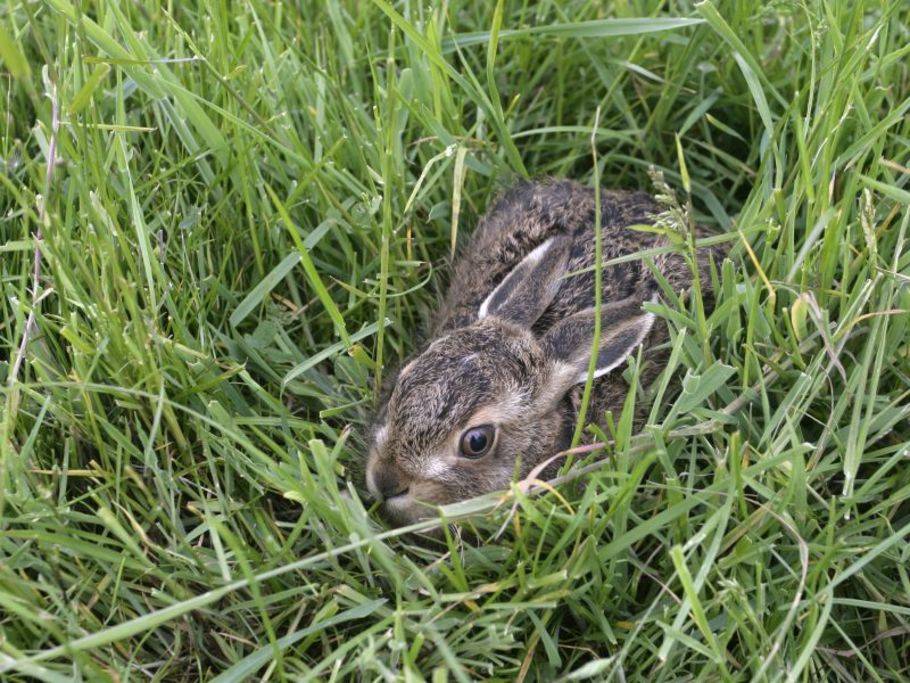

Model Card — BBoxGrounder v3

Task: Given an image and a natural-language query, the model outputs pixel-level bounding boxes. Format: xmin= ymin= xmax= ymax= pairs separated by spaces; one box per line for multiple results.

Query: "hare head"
xmin=365 ymin=235 xmax=656 ymax=526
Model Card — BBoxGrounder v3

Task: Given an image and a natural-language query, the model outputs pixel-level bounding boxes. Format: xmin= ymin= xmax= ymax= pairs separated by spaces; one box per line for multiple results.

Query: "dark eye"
xmin=459 ymin=425 xmax=495 ymax=458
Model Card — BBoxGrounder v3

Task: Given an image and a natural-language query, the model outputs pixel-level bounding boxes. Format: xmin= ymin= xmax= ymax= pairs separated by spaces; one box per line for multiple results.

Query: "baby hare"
xmin=366 ymin=179 xmax=723 ymax=526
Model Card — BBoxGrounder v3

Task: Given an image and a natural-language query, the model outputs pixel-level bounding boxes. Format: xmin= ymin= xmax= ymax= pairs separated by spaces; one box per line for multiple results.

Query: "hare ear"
xmin=542 ymin=296 xmax=656 ymax=388
xmin=478 ymin=236 xmax=571 ymax=327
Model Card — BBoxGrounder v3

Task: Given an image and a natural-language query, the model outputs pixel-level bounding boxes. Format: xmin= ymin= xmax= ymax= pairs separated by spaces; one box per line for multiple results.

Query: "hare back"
xmin=433 ymin=179 xmax=701 ymax=338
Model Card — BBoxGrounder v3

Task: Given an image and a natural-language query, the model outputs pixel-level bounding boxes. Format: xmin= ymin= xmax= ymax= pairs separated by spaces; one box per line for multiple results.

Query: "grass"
xmin=1 ymin=0 xmax=909 ymax=679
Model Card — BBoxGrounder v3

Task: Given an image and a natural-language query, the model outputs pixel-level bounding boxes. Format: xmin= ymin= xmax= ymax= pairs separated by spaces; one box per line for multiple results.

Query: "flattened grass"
xmin=1 ymin=0 xmax=909 ymax=679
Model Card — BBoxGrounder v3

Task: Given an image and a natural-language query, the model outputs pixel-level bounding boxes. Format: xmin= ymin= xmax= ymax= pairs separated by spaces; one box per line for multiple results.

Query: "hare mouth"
xmin=381 ymin=489 xmax=413 ymax=511
xmin=380 ymin=492 xmax=439 ymax=527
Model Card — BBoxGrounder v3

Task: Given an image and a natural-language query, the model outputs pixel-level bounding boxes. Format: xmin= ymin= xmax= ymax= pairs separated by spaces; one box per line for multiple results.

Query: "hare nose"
xmin=372 ymin=467 xmax=410 ymax=501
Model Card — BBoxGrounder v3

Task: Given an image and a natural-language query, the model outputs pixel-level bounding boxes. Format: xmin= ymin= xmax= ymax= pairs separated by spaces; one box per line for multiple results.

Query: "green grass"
xmin=2 ymin=0 xmax=909 ymax=679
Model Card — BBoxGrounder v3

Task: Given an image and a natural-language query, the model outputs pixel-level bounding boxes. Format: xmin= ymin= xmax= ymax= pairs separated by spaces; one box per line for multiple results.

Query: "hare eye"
xmin=459 ymin=425 xmax=495 ymax=458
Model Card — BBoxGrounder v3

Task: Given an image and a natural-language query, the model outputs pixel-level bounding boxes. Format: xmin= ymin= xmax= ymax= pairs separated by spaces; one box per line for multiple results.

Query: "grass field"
xmin=2 ymin=0 xmax=910 ymax=679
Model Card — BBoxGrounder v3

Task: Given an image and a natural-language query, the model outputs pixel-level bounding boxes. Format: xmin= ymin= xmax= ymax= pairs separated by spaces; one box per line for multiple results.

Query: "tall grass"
xmin=1 ymin=0 xmax=909 ymax=679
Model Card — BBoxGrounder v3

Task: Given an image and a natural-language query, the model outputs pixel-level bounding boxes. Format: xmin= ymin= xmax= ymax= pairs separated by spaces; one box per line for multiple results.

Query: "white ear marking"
xmin=478 ymin=237 xmax=555 ymax=320
xmin=365 ymin=457 xmax=380 ymax=498
xmin=477 ymin=296 xmax=490 ymax=319
xmin=572 ymin=310 xmax=656 ymax=384
xmin=521 ymin=237 xmax=553 ymax=264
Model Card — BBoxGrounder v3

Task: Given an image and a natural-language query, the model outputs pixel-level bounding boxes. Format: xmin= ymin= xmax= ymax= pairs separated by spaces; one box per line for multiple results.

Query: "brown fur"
xmin=366 ymin=179 xmax=724 ymax=526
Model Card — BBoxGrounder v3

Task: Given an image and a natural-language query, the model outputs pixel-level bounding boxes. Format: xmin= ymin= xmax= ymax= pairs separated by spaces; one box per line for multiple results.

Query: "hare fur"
xmin=366 ymin=179 xmax=724 ymax=526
